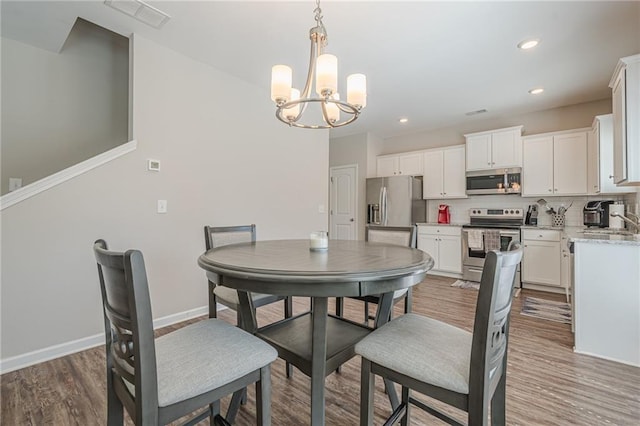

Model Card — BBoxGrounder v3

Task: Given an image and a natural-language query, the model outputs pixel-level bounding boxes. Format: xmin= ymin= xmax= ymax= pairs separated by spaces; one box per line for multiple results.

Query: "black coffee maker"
xmin=525 ymin=204 xmax=538 ymax=225
xmin=583 ymin=200 xmax=614 ymax=228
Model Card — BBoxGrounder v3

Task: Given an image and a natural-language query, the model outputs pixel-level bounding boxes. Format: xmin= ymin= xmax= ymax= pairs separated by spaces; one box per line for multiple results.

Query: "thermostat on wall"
xmin=147 ymin=159 xmax=161 ymax=171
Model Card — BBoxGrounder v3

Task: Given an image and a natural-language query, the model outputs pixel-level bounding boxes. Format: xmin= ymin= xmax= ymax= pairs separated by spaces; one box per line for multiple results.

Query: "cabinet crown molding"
xmin=522 ymin=127 xmax=591 ymax=140
xmin=609 ymin=53 xmax=640 ymax=88
xmin=464 ymin=125 xmax=523 ymax=138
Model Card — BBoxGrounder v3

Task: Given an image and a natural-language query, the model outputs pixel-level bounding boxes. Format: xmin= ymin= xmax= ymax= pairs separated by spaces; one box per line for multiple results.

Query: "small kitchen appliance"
xmin=583 ymin=200 xmax=615 ymax=228
xmin=438 ymin=204 xmax=451 ymax=224
xmin=525 ymin=204 xmax=538 ymax=225
xmin=608 ymin=202 xmax=625 ymax=229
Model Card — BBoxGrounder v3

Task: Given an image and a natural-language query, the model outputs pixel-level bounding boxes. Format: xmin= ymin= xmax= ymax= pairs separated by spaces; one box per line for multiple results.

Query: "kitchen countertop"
xmin=520 ymin=225 xmax=640 ymax=245
xmin=416 ymin=222 xmax=468 ymax=227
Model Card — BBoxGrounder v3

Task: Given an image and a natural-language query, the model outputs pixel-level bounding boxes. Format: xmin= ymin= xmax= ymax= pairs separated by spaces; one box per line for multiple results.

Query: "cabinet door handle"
xmin=548 ymin=189 xmax=552 ymax=192
xmin=609 ymin=174 xmax=614 ymax=179
xmin=554 ymin=188 xmax=558 ymax=192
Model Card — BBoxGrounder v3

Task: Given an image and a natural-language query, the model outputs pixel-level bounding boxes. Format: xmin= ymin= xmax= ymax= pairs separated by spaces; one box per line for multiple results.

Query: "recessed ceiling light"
xmin=528 ymin=88 xmax=544 ymax=95
xmin=399 ymin=118 xmax=409 ymax=124
xmin=518 ymin=39 xmax=539 ymax=50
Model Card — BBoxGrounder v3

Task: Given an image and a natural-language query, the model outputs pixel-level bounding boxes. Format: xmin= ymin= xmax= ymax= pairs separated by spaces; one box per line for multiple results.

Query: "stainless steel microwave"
xmin=465 ymin=167 xmax=522 ymax=195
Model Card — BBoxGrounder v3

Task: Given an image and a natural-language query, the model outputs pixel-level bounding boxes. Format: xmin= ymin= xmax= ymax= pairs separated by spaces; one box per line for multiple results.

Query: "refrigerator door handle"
xmin=382 ymin=186 xmax=388 ymax=225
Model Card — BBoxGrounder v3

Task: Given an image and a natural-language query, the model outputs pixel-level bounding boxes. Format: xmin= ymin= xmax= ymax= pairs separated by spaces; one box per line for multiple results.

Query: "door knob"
xmin=350 ymin=218 xmax=354 ymax=222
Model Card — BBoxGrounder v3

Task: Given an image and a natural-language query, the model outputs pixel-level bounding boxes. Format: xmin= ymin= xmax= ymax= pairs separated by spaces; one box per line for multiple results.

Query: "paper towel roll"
xmin=609 ymin=203 xmax=625 ymax=229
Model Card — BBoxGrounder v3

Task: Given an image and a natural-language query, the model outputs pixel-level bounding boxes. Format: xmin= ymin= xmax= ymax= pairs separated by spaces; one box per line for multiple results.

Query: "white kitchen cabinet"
xmin=560 ymin=234 xmax=571 ymax=301
xmin=609 ymin=54 xmax=640 ymax=185
xmin=422 ymin=145 xmax=467 ymax=199
xmin=587 ymin=114 xmax=635 ymax=195
xmin=465 ymin=126 xmax=523 ymax=171
xmin=376 ymin=152 xmax=423 ymax=177
xmin=522 ymin=130 xmax=588 ymax=196
xmin=417 ymin=225 xmax=462 ymax=274
xmin=521 ymin=229 xmax=561 ymax=288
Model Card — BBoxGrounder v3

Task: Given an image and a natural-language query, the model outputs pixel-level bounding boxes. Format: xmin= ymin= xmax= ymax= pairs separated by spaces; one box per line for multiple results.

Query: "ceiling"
xmin=2 ymin=1 xmax=639 ymax=139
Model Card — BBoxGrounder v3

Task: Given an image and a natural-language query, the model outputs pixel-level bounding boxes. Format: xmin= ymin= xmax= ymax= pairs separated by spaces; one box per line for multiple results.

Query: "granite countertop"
xmin=416 ymin=222 xmax=468 ymax=227
xmin=520 ymin=225 xmax=640 ymax=246
xmin=569 ymin=232 xmax=640 ymax=246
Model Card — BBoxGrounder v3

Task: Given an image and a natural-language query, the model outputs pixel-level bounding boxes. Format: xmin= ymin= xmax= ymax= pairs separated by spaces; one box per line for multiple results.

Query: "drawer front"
xmin=418 ymin=225 xmax=461 ymax=236
xmin=522 ymin=229 xmax=561 ymax=242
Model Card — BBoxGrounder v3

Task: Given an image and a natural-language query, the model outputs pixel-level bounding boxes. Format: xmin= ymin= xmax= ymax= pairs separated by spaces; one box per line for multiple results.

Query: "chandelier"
xmin=270 ymin=0 xmax=367 ymax=129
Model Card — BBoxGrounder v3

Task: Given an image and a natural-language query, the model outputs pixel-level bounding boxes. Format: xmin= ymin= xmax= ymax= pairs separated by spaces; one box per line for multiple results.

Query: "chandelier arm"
xmin=320 ymin=100 xmax=336 ymax=128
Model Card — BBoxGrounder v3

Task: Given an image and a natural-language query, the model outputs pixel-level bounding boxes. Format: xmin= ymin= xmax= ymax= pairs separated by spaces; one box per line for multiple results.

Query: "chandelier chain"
xmin=313 ymin=0 xmax=326 ymax=37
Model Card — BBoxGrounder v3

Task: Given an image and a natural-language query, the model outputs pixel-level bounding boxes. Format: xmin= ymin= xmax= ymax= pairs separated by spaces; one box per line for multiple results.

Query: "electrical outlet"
xmin=157 ymin=200 xmax=167 ymax=213
xmin=318 ymin=204 xmax=325 ymax=213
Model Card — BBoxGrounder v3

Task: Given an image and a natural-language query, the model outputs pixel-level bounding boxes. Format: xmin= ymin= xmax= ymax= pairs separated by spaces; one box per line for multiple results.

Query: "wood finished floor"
xmin=2 ymin=275 xmax=639 ymax=425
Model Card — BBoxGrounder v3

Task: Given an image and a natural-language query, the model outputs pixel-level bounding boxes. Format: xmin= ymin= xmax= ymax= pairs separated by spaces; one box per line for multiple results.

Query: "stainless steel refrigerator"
xmin=366 ymin=176 xmax=425 ymax=227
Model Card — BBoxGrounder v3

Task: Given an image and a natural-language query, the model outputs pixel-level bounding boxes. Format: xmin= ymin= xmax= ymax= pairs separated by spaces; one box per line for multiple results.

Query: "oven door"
xmin=462 ymin=228 xmax=521 ymax=264
xmin=462 ymin=228 xmax=521 ymax=284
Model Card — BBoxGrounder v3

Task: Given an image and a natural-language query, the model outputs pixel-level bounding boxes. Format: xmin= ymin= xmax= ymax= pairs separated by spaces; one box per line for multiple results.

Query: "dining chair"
xmin=356 ymin=242 xmax=523 ymax=426
xmin=93 ymin=239 xmax=277 ymax=426
xmin=204 ymin=224 xmax=293 ymax=378
xmin=336 ymin=225 xmax=416 ymax=325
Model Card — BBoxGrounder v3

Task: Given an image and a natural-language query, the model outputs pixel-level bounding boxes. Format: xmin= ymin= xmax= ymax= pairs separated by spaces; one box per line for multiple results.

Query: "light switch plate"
xmin=148 ymin=159 xmax=161 ymax=171
xmin=157 ymin=200 xmax=167 ymax=213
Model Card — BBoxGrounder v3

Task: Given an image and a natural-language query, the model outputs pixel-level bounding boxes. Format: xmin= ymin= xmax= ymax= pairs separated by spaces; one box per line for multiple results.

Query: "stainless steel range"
xmin=462 ymin=208 xmax=523 ymax=287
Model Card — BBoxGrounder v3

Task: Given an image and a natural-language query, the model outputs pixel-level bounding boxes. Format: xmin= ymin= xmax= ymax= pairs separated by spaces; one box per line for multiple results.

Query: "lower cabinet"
xmin=521 ymin=229 xmax=562 ymax=287
xmin=417 ymin=225 xmax=462 ymax=274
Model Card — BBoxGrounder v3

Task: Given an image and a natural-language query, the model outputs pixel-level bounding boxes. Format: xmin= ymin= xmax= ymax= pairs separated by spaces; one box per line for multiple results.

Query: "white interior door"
xmin=330 ymin=165 xmax=357 ymax=240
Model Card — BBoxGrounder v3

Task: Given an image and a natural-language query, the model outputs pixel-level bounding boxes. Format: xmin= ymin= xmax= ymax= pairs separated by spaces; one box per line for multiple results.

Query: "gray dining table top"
xmin=198 ymin=239 xmax=432 ymax=284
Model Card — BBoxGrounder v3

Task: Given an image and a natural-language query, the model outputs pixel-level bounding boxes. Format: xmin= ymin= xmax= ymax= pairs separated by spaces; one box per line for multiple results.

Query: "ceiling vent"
xmin=465 ymin=109 xmax=488 ymax=116
xmin=104 ymin=0 xmax=171 ymax=29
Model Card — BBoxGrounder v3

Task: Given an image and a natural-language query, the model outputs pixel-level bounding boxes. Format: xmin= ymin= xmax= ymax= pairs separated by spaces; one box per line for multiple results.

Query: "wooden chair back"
xmin=93 ymin=239 xmax=158 ymax=424
xmin=365 ymin=225 xmax=416 ymax=248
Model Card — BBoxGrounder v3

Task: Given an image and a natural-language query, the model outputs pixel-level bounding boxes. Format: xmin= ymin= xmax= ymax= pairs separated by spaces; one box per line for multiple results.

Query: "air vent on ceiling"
xmin=104 ymin=0 xmax=171 ymax=29
xmin=465 ymin=109 xmax=488 ymax=116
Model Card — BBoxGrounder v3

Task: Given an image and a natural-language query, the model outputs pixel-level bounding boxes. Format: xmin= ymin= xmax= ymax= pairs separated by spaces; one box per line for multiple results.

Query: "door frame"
xmin=329 ymin=164 xmax=358 ymax=240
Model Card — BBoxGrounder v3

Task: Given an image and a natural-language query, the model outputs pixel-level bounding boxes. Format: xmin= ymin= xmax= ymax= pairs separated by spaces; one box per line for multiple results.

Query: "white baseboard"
xmin=0 ymin=140 xmax=137 ymax=211
xmin=0 ymin=305 xmax=209 ymax=375
xmin=427 ymin=270 xmax=463 ymax=279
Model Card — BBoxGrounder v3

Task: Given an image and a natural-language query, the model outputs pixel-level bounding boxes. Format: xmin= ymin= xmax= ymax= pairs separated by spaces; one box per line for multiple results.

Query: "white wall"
xmin=0 ymin=34 xmax=328 ymax=364
xmin=1 ymin=19 xmax=129 ymax=195
xmin=382 ymin=99 xmax=613 ymax=154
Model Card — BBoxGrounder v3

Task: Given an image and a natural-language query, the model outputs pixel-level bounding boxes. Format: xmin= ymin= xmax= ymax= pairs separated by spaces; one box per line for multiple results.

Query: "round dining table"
xmin=198 ymin=238 xmax=433 ymax=426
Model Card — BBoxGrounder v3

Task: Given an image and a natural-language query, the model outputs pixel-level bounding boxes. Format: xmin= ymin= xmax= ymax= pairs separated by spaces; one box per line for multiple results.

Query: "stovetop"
xmin=464 ymin=207 xmax=524 ymax=229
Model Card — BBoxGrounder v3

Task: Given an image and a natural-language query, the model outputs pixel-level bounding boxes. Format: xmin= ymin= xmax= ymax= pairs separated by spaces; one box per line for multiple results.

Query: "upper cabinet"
xmin=464 ymin=126 xmax=523 ymax=171
xmin=523 ymin=129 xmax=589 ymax=196
xmin=422 ymin=145 xmax=467 ymax=199
xmin=587 ymin=114 xmax=635 ymax=194
xmin=376 ymin=152 xmax=423 ymax=177
xmin=609 ymin=54 xmax=640 ymax=186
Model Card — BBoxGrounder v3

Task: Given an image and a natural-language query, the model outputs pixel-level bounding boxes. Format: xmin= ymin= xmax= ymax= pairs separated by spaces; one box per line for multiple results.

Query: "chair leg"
xmin=336 ymin=297 xmax=344 ymax=317
xmin=209 ymin=400 xmax=221 ymax=422
xmin=363 ymin=301 xmax=370 ymax=325
xmin=106 ymin=376 xmax=123 ymax=426
xmin=491 ymin=372 xmax=507 ymax=425
xmin=257 ymin=365 xmax=272 ymax=426
xmin=208 ymin=282 xmax=217 ymax=318
xmin=360 ymin=358 xmax=375 ymax=426
xmin=226 ymin=390 xmax=244 ymax=423
xmin=405 ymin=288 xmax=413 ymax=314
xmin=400 ymin=386 xmax=410 ymax=426
xmin=284 ymin=297 xmax=294 ymax=378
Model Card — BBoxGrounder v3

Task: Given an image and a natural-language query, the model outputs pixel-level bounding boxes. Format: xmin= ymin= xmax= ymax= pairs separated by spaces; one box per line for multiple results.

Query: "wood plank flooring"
xmin=2 ymin=275 xmax=639 ymax=425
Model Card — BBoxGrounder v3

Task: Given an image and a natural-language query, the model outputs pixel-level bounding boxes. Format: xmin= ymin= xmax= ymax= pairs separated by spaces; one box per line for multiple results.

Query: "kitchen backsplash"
xmin=427 ymin=193 xmax=639 ymax=228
